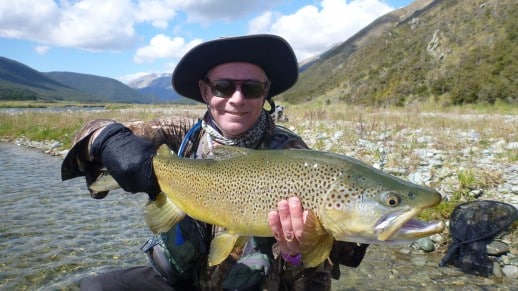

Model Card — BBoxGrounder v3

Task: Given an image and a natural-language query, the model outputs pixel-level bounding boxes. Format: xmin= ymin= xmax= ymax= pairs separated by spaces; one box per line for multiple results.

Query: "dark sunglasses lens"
xmin=242 ymin=82 xmax=266 ymax=99
xmin=211 ymin=80 xmax=235 ymax=98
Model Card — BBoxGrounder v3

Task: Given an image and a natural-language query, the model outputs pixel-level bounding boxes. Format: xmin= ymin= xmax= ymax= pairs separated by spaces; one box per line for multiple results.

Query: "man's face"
xmin=200 ymin=62 xmax=268 ymax=138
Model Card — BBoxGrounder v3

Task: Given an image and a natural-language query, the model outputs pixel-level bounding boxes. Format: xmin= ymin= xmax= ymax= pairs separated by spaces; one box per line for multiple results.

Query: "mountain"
xmin=45 ymin=71 xmax=152 ymax=103
xmin=127 ymin=73 xmax=197 ymax=104
xmin=0 ymin=56 xmax=154 ymax=103
xmin=0 ymin=56 xmax=100 ymax=102
xmin=281 ymin=0 xmax=517 ymax=106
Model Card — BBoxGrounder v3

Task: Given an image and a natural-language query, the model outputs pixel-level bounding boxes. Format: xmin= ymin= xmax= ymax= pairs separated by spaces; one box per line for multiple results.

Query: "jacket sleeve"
xmin=60 ymin=117 xmax=196 ymax=198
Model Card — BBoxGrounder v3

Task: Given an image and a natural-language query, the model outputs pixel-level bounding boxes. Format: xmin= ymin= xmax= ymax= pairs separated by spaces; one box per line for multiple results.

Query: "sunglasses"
xmin=203 ymin=78 xmax=269 ymax=99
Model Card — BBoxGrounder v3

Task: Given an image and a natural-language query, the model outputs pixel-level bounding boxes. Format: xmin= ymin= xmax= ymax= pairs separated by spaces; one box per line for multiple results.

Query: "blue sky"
xmin=0 ymin=0 xmax=413 ymax=83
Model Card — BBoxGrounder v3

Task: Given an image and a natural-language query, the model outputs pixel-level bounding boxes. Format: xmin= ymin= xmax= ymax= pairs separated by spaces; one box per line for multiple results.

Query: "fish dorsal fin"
xmin=211 ymin=145 xmax=253 ymax=160
xmin=300 ymin=210 xmax=335 ymax=267
xmin=145 ymin=192 xmax=186 ymax=234
xmin=208 ymin=231 xmax=241 ymax=266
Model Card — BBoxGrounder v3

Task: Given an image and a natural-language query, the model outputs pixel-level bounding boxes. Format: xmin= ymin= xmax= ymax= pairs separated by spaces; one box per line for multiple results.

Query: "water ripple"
xmin=0 ymin=143 xmax=151 ymax=290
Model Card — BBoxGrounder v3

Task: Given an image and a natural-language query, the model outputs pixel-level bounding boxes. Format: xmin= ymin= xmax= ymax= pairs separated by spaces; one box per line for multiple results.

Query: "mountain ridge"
xmin=280 ymin=0 xmax=517 ymax=106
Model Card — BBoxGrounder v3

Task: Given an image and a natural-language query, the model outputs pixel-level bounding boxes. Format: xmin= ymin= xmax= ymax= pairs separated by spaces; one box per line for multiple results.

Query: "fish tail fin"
xmin=145 ymin=192 xmax=185 ymax=234
xmin=300 ymin=210 xmax=335 ymax=267
xmin=89 ymin=172 xmax=121 ymax=192
xmin=208 ymin=232 xmax=241 ymax=266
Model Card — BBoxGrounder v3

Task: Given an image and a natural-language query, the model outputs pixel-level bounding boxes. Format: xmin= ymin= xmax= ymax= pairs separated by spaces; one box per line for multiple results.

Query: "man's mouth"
xmin=226 ymin=111 xmax=246 ymax=116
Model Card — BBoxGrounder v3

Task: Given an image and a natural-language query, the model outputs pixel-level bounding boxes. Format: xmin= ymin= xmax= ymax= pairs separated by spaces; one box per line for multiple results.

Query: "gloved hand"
xmin=91 ymin=123 xmax=161 ymax=200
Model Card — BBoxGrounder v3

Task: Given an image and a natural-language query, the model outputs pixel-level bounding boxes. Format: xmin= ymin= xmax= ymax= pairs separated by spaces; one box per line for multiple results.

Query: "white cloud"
xmin=0 ymin=0 xmax=59 ymax=39
xmin=49 ymin=0 xmax=138 ymax=51
xmin=136 ymin=0 xmax=177 ymax=29
xmin=248 ymin=0 xmax=393 ymax=61
xmin=0 ymin=0 xmax=180 ymax=51
xmin=134 ymin=34 xmax=202 ymax=63
xmin=34 ymin=45 xmax=52 ymax=55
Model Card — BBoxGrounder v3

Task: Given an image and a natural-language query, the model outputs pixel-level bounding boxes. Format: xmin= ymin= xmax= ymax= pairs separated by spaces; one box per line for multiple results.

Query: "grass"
xmin=0 ymin=103 xmax=204 ymax=148
xmin=1 ymin=100 xmax=517 ymax=220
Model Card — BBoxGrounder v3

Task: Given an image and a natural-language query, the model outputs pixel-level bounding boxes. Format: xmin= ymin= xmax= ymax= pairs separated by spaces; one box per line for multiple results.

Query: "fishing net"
xmin=439 ymin=200 xmax=517 ymax=276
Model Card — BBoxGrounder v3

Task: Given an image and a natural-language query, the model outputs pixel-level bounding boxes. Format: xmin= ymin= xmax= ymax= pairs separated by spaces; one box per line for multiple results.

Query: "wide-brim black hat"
xmin=172 ymin=34 xmax=298 ymax=102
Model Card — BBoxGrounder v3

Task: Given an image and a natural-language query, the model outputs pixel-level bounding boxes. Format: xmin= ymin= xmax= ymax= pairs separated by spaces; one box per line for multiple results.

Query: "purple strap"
xmin=281 ymin=252 xmax=302 ymax=266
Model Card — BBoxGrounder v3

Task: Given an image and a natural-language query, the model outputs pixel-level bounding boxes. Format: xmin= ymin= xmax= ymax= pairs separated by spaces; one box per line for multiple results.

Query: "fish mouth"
xmin=375 ymin=208 xmax=445 ymax=242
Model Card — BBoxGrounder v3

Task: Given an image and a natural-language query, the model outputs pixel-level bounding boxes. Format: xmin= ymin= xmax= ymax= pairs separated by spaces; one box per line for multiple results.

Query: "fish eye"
xmin=385 ymin=194 xmax=399 ymax=207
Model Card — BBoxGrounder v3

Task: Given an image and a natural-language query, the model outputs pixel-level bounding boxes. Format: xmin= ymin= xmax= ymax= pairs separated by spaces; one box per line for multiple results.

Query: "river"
xmin=0 ymin=142 xmax=515 ymax=290
xmin=0 ymin=142 xmax=150 ymax=290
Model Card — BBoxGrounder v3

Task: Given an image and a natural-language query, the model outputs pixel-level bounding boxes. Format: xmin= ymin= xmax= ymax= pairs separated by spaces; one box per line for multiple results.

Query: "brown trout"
xmin=140 ymin=145 xmax=444 ymax=267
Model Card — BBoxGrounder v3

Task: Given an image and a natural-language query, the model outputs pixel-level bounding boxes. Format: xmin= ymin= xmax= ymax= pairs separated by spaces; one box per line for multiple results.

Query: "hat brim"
xmin=172 ymin=34 xmax=298 ymax=102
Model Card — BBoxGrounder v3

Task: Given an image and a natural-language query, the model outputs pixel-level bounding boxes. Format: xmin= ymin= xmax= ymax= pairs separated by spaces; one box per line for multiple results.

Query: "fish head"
xmin=320 ymin=163 xmax=444 ymax=245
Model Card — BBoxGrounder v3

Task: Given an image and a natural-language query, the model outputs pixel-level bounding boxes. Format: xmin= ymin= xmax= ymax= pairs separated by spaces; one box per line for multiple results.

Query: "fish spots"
xmin=326 ymin=189 xmax=355 ymax=210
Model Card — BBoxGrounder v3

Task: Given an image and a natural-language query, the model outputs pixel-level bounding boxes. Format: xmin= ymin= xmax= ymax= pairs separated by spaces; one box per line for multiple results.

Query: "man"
xmin=62 ymin=34 xmax=368 ymax=290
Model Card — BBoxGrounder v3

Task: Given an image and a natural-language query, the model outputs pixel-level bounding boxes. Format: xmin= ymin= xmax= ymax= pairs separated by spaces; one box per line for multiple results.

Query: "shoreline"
xmin=1 ymin=137 xmax=69 ymax=157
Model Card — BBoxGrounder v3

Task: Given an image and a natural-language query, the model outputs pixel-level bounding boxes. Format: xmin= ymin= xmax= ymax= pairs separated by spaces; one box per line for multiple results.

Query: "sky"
xmin=0 ymin=0 xmax=414 ymax=83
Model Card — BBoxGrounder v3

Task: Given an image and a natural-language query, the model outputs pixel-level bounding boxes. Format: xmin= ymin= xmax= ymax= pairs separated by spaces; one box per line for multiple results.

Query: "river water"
xmin=0 ymin=142 xmax=150 ymax=290
xmin=1 ymin=142 xmax=516 ymax=290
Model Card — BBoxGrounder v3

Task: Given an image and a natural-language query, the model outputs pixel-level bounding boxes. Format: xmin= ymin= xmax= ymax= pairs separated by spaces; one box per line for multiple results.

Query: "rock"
xmin=502 ymin=265 xmax=518 ymax=279
xmin=487 ymin=241 xmax=510 ymax=256
xmin=409 ymin=171 xmax=431 ymax=185
xmin=430 ymin=233 xmax=445 ymax=244
xmin=411 ymin=256 xmax=428 ymax=267
xmin=493 ymin=262 xmax=503 ymax=277
xmin=417 ymin=237 xmax=435 ymax=252
xmin=506 ymin=142 xmax=518 ymax=150
xmin=399 ymin=248 xmax=412 ymax=255
xmin=49 ymin=141 xmax=61 ymax=149
xmin=430 ymin=159 xmax=444 ymax=168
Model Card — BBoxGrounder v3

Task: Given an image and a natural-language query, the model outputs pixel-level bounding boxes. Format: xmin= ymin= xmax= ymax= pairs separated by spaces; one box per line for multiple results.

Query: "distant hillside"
xmin=127 ymin=73 xmax=197 ymax=104
xmin=281 ymin=0 xmax=517 ymax=106
xmin=45 ymin=72 xmax=151 ymax=103
xmin=0 ymin=56 xmax=100 ymax=102
xmin=0 ymin=57 xmax=159 ymax=103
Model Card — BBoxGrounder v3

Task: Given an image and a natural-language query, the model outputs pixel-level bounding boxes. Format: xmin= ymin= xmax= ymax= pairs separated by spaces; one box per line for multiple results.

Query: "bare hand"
xmin=268 ymin=196 xmax=308 ymax=256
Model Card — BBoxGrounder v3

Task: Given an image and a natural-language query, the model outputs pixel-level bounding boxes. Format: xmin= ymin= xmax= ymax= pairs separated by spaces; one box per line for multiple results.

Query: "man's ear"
xmin=198 ymin=80 xmax=209 ymax=104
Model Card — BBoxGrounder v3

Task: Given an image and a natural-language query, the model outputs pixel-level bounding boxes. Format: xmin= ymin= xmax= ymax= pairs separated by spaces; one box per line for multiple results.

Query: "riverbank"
xmin=1 ymin=104 xmax=517 ymax=286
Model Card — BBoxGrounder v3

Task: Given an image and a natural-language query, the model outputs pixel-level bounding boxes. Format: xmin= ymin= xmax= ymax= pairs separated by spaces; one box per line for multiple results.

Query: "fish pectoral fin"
xmin=208 ymin=232 xmax=241 ymax=267
xmin=300 ymin=210 xmax=335 ymax=268
xmin=145 ymin=192 xmax=185 ymax=234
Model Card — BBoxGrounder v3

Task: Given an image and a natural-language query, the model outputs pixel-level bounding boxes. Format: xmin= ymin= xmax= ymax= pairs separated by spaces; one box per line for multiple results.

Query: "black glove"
xmin=91 ymin=123 xmax=161 ymax=199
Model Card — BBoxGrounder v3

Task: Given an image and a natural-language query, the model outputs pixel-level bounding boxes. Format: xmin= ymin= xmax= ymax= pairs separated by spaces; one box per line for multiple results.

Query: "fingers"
xmin=288 ymin=197 xmax=304 ymax=239
xmin=278 ymin=199 xmax=295 ymax=242
xmin=268 ymin=196 xmax=305 ymax=256
xmin=268 ymin=210 xmax=282 ymax=241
